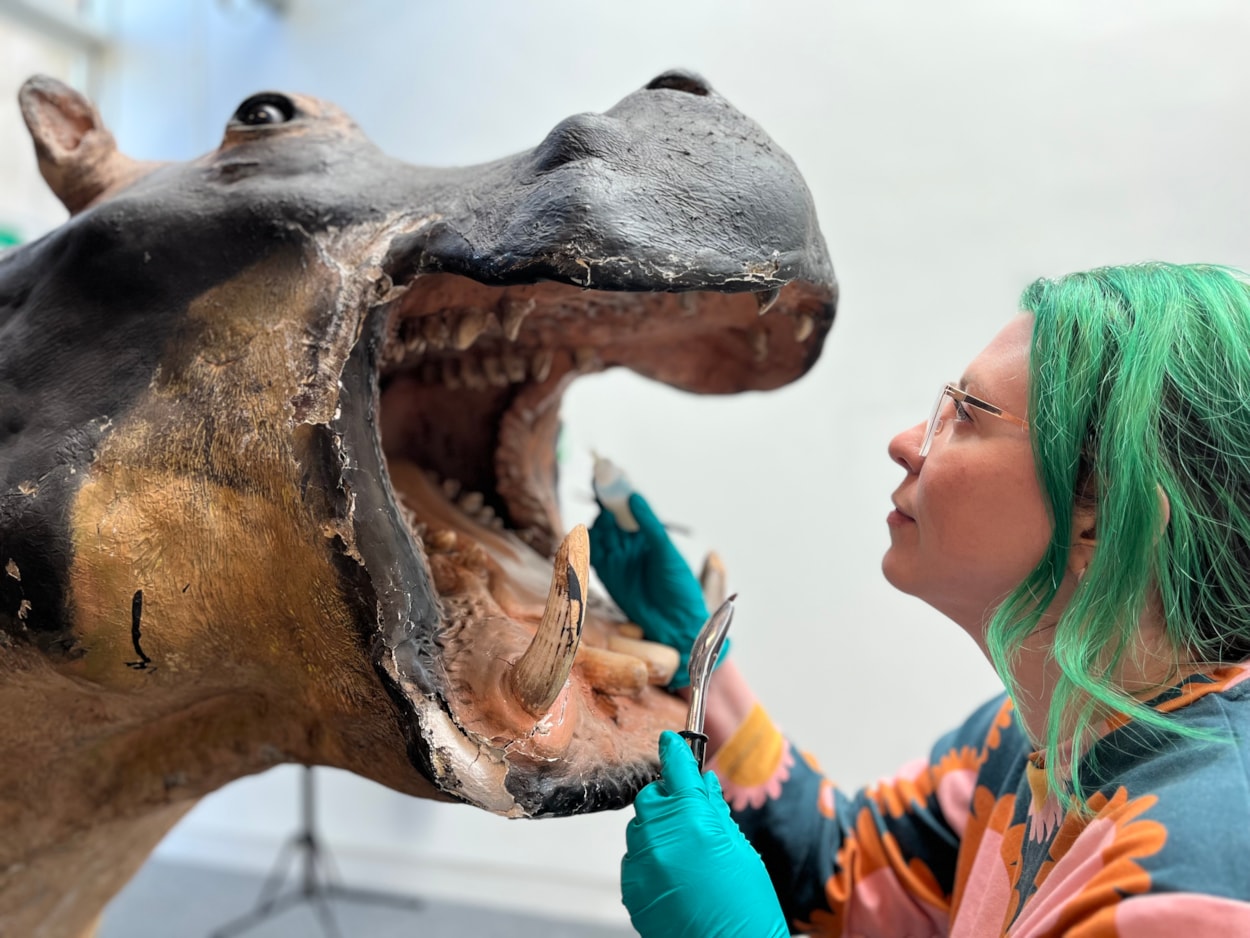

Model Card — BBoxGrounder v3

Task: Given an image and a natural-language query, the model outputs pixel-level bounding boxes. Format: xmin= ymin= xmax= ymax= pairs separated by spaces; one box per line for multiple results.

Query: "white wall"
xmin=73 ymin=0 xmax=1250 ymax=928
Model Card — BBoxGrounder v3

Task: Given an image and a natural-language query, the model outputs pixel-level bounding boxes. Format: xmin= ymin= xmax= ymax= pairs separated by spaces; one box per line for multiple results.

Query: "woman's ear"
xmin=1068 ymin=504 xmax=1097 ymax=582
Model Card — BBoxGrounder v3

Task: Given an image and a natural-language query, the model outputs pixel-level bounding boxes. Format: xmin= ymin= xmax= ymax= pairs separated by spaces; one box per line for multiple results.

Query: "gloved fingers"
xmin=703 ymin=768 xmax=726 ymax=802
xmin=703 ymin=770 xmax=736 ymax=821
xmin=657 ymin=730 xmax=705 ymax=795
xmin=588 ymin=513 xmax=621 ymax=557
xmin=588 ymin=517 xmax=629 ymax=570
xmin=627 ymin=492 xmax=670 ymax=543
xmin=590 ymin=502 xmax=619 ymax=534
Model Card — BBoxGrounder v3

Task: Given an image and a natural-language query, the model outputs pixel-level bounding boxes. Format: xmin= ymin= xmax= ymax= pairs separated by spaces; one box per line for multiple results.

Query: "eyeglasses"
xmin=920 ymin=383 xmax=1029 ymax=458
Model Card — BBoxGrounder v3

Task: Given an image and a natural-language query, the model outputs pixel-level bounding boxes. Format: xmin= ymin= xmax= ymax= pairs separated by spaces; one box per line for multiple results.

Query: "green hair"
xmin=988 ymin=262 xmax=1250 ymax=810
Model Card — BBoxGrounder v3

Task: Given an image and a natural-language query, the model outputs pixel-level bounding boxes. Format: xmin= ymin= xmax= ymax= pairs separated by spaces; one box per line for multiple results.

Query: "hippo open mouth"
xmin=1 ymin=69 xmax=835 ymax=845
xmin=351 ymin=245 xmax=832 ymax=816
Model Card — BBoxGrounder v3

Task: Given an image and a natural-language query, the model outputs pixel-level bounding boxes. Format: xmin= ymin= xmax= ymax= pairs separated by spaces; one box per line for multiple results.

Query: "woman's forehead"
xmin=960 ymin=313 xmax=1034 ymax=407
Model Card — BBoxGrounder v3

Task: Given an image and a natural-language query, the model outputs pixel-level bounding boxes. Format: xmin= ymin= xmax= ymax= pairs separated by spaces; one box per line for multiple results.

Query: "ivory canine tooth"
xmin=531 ymin=349 xmax=554 ymax=382
xmin=501 ymin=297 xmax=534 ymax=341
xmin=605 ymin=635 xmax=680 ymax=685
xmin=574 ymin=645 xmax=648 ymax=697
xmin=453 ymin=310 xmax=488 ymax=351
xmin=794 ymin=313 xmax=815 ymax=342
xmin=700 ymin=551 xmax=727 ymax=609
xmin=508 ymin=526 xmax=590 ymax=715
xmin=755 ymin=286 xmax=781 ymax=315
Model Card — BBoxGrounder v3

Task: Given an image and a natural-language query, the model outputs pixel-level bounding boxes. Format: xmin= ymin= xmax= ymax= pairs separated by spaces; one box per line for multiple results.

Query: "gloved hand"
xmin=589 ymin=492 xmax=726 ymax=688
xmin=622 ymin=730 xmax=789 ymax=938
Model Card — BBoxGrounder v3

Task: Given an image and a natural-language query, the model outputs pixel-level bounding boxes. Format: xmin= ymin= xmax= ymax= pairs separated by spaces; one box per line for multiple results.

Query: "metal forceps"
xmin=678 ymin=594 xmax=736 ymax=770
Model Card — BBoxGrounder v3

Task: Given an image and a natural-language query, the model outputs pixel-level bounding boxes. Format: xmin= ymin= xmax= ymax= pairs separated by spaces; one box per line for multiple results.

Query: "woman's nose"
xmin=889 ymin=421 xmax=926 ymax=474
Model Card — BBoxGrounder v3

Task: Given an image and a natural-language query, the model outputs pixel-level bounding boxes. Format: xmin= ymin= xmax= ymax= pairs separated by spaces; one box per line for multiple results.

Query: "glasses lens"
xmin=920 ymin=386 xmax=947 ymax=457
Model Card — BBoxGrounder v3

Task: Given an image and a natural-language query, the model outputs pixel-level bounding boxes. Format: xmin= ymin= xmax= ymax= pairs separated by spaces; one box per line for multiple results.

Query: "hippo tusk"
xmin=507 ymin=525 xmax=590 ymax=715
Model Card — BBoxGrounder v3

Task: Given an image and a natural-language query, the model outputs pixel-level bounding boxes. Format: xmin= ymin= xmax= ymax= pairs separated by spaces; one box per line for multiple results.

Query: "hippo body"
xmin=0 ymin=72 xmax=835 ymax=936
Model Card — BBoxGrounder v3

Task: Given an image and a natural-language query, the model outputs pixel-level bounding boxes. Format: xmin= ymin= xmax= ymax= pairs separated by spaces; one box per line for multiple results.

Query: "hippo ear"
xmin=18 ymin=74 xmax=144 ymax=214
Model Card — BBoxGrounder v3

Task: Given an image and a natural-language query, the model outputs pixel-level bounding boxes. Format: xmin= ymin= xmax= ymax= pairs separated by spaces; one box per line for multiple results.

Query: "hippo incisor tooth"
xmin=605 ymin=634 xmax=680 ymax=685
xmin=700 ymin=551 xmax=728 ymax=609
xmin=751 ymin=329 xmax=769 ymax=364
xmin=508 ymin=525 xmax=589 ymax=715
xmin=794 ymin=313 xmax=815 ymax=342
xmin=422 ymin=315 xmax=450 ymax=349
xmin=502 ymin=352 xmax=527 ymax=383
xmin=453 ymin=310 xmax=489 ymax=351
xmin=574 ymin=347 xmax=598 ymax=371
xmin=482 ymin=355 xmax=509 ymax=387
xmin=460 ymin=356 xmax=487 ymax=391
xmin=531 ymin=349 xmax=554 ymax=382
xmin=501 ymin=297 xmax=535 ymax=341
xmin=574 ymin=645 xmax=648 ymax=697
xmin=755 ymin=286 xmax=781 ymax=316
xmin=441 ymin=359 xmax=462 ymax=389
xmin=426 ymin=529 xmax=458 ymax=552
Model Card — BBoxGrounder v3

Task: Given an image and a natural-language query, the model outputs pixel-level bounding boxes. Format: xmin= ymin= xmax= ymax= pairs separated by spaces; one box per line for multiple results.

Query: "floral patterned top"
xmin=710 ymin=663 xmax=1250 ymax=936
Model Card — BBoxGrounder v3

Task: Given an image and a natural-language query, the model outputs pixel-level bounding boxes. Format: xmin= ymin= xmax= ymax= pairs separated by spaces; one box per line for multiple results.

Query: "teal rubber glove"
xmin=622 ymin=730 xmax=789 ymax=938
xmin=589 ymin=492 xmax=726 ymax=688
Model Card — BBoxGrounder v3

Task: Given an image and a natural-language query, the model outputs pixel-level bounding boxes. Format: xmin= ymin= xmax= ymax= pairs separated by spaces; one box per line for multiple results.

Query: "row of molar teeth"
xmin=417 ymin=349 xmax=557 ymax=389
xmin=436 ymin=474 xmax=505 ymax=530
xmin=398 ymin=296 xmax=536 ymax=357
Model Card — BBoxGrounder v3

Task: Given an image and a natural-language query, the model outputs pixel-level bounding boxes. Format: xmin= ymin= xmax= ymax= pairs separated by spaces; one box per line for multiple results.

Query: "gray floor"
xmin=99 ymin=858 xmax=636 ymax=938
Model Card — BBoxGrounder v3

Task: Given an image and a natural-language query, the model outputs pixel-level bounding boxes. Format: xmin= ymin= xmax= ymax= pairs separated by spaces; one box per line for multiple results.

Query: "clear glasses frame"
xmin=920 ymin=383 xmax=1029 ymax=457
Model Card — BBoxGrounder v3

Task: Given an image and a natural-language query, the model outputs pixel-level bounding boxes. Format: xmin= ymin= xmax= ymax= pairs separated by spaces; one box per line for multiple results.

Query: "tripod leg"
xmin=208 ymin=890 xmax=301 ymax=938
xmin=310 ymin=892 xmax=345 ymax=938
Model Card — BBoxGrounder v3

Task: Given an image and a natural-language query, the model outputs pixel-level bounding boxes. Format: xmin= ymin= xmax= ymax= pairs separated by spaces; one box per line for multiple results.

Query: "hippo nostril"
xmin=532 ymin=114 xmax=629 ymax=173
xmin=645 ymin=69 xmax=711 ymax=96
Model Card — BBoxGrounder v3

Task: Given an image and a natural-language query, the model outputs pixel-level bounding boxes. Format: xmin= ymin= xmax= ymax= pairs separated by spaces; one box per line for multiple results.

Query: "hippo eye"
xmin=233 ymin=93 xmax=295 ymax=127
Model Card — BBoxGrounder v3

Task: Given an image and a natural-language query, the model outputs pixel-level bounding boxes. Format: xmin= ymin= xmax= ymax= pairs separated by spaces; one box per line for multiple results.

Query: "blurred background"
xmin=2 ymin=0 xmax=1248 ymax=934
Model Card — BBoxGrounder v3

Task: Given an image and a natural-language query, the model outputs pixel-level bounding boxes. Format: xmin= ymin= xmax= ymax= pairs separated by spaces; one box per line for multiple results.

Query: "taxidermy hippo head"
xmin=0 ymin=72 xmax=835 ymax=934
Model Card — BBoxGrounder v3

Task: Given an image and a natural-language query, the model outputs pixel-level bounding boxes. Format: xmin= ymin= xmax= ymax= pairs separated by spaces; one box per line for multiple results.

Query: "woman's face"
xmin=883 ymin=313 xmax=1053 ymax=638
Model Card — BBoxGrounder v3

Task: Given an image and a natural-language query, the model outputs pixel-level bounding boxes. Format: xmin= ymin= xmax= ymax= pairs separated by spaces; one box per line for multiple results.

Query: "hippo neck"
xmin=0 ymin=647 xmax=306 ymax=936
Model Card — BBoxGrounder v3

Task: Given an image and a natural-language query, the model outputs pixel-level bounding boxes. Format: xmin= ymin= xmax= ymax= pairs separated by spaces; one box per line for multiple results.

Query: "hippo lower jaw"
xmin=335 ymin=256 xmax=832 ymax=817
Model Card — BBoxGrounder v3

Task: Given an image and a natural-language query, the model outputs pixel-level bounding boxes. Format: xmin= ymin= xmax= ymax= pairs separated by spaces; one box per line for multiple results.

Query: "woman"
xmin=590 ymin=263 xmax=1250 ymax=936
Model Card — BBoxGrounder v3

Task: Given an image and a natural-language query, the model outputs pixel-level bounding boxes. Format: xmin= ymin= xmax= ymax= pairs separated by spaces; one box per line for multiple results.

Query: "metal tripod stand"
xmin=209 ymin=765 xmax=422 ymax=937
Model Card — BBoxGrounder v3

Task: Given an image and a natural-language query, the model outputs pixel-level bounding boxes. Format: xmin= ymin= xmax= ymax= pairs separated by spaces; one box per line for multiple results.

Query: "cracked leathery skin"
xmin=0 ymin=70 xmax=836 ymax=935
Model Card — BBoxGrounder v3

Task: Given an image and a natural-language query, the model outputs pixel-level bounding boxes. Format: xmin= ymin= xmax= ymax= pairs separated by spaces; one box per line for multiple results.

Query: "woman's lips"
xmin=887 ymin=504 xmax=915 ymax=526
